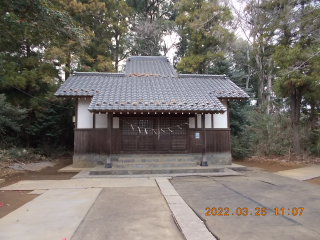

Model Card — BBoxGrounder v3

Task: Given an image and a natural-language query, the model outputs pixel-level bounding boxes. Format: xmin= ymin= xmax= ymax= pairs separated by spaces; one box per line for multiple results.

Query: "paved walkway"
xmin=72 ymin=187 xmax=183 ymax=240
xmin=171 ymin=170 xmax=320 ymax=240
xmin=0 ymin=178 xmax=157 ymax=190
xmin=275 ymin=165 xmax=320 ymax=180
xmin=0 ymin=178 xmax=214 ymax=240
xmin=156 ymin=178 xmax=216 ymax=240
xmin=0 ymin=188 xmax=101 ymax=240
xmin=2 ymin=167 xmax=320 ymax=240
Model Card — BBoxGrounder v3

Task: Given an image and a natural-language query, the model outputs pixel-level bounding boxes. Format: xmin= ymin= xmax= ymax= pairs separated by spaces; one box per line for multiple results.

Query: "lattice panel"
xmin=138 ymin=120 xmax=154 ymax=135
xmin=122 ymin=120 xmax=139 ymax=135
xmin=159 ymin=119 xmax=187 ymax=135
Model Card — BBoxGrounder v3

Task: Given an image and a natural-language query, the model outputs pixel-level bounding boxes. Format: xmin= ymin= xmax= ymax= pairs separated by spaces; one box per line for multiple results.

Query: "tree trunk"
xmin=266 ymin=58 xmax=272 ymax=114
xmin=290 ymin=87 xmax=302 ymax=155
xmin=255 ymin=54 xmax=264 ymax=106
xmin=65 ymin=40 xmax=71 ymax=80
xmin=309 ymin=99 xmax=316 ymax=129
xmin=246 ymin=45 xmax=250 ymax=89
xmin=115 ymin=37 xmax=119 ymax=72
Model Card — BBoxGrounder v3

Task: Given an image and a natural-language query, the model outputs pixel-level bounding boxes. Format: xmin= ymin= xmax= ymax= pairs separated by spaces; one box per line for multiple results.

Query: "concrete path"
xmin=275 ymin=165 xmax=320 ymax=180
xmin=170 ymin=170 xmax=320 ymax=240
xmin=8 ymin=161 xmax=57 ymax=171
xmin=58 ymin=164 xmax=89 ymax=173
xmin=156 ymin=178 xmax=216 ymax=240
xmin=72 ymin=167 xmax=243 ymax=178
xmin=0 ymin=178 xmax=187 ymax=240
xmin=0 ymin=188 xmax=102 ymax=240
xmin=4 ymin=168 xmax=319 ymax=240
xmin=71 ymin=187 xmax=184 ymax=240
xmin=0 ymin=178 xmax=156 ymax=191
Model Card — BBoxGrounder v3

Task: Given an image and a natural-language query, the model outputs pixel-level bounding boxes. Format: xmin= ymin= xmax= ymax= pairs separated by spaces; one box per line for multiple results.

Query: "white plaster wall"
xmin=189 ymin=117 xmax=195 ymax=128
xmin=77 ymin=98 xmax=93 ymax=128
xmin=95 ymin=114 xmax=108 ymax=128
xmin=205 ymin=114 xmax=212 ymax=128
xmin=213 ymin=100 xmax=228 ymax=128
xmin=197 ymin=114 xmax=202 ymax=128
xmin=113 ymin=117 xmax=119 ymax=128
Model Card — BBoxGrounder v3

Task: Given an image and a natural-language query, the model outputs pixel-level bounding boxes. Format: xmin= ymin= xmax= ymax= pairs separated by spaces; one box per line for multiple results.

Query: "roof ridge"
xmin=74 ymin=72 xmax=125 ymax=77
xmin=128 ymin=56 xmax=168 ymax=62
xmin=178 ymin=74 xmax=227 ymax=78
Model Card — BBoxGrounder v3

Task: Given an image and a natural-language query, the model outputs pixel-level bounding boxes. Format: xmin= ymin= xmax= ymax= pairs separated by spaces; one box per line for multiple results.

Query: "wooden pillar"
xmin=200 ymin=114 xmax=208 ymax=166
xmin=105 ymin=112 xmax=112 ymax=168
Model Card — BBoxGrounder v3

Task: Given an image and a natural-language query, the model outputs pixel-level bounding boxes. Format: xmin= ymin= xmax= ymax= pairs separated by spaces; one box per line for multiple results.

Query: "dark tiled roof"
xmin=125 ymin=56 xmax=177 ymax=77
xmin=55 ymin=73 xmax=124 ymax=97
xmin=88 ymin=76 xmax=226 ymax=112
xmin=55 ymin=56 xmax=249 ymax=113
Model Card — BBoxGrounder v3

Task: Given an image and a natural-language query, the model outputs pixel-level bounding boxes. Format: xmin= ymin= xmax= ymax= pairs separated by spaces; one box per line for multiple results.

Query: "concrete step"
xmin=117 ymin=154 xmax=192 ymax=157
xmin=90 ymin=166 xmax=225 ymax=175
xmin=117 ymin=156 xmax=194 ymax=163
xmin=113 ymin=161 xmax=197 ymax=169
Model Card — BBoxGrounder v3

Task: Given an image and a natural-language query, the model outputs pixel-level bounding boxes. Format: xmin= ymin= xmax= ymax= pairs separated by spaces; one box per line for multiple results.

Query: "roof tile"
xmin=55 ymin=56 xmax=249 ymax=113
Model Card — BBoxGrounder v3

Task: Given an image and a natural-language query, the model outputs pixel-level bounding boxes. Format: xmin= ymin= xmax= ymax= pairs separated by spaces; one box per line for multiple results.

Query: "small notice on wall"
xmin=195 ymin=133 xmax=200 ymax=139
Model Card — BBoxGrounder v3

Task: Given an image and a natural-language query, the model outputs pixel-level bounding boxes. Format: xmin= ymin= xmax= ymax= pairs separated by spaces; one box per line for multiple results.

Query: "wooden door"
xmin=157 ymin=119 xmax=187 ymax=151
xmin=121 ymin=117 xmax=187 ymax=152
xmin=122 ymin=119 xmax=154 ymax=151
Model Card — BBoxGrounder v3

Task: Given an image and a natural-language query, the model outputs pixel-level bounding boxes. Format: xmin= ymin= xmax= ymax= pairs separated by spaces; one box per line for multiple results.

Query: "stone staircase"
xmin=112 ymin=155 xmax=197 ymax=169
xmin=88 ymin=154 xmax=246 ymax=175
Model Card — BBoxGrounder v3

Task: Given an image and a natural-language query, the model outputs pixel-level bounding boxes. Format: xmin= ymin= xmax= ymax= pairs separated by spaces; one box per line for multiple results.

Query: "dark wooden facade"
xmin=74 ymin=114 xmax=231 ymax=155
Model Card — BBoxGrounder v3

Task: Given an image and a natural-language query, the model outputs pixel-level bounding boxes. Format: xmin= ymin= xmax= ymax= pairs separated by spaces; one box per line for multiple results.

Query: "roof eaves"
xmin=128 ymin=56 xmax=168 ymax=62
xmin=74 ymin=72 xmax=125 ymax=77
xmin=178 ymin=74 xmax=226 ymax=78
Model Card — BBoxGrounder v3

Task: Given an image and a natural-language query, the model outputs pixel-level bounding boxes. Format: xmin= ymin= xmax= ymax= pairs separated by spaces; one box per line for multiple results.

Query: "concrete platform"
xmin=170 ymin=170 xmax=320 ymax=239
xmin=89 ymin=164 xmax=247 ymax=175
xmin=113 ymin=161 xmax=197 ymax=168
xmin=73 ymin=168 xmax=243 ymax=178
xmin=156 ymin=178 xmax=216 ymax=240
xmin=71 ymin=187 xmax=184 ymax=240
xmin=0 ymin=179 xmax=4 ymax=184
xmin=9 ymin=161 xmax=57 ymax=171
xmin=27 ymin=190 xmax=47 ymax=195
xmin=58 ymin=164 xmax=91 ymax=173
xmin=0 ymin=178 xmax=157 ymax=191
xmin=275 ymin=165 xmax=320 ymax=180
xmin=0 ymin=188 xmax=102 ymax=240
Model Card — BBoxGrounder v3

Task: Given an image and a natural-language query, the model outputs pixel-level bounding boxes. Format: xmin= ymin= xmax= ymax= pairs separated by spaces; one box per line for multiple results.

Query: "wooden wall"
xmin=111 ymin=129 xmax=121 ymax=154
xmin=74 ymin=128 xmax=123 ymax=155
xmin=205 ymin=129 xmax=231 ymax=153
xmin=188 ymin=129 xmax=231 ymax=153
xmin=74 ymin=129 xmax=108 ymax=154
xmin=74 ymin=126 xmax=231 ymax=155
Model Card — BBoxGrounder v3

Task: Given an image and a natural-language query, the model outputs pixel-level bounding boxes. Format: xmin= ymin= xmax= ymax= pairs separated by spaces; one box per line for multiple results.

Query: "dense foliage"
xmin=0 ymin=0 xmax=319 ymax=158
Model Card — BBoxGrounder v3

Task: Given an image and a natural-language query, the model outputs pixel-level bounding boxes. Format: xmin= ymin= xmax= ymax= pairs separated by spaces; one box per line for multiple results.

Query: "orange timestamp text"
xmin=205 ymin=207 xmax=304 ymax=216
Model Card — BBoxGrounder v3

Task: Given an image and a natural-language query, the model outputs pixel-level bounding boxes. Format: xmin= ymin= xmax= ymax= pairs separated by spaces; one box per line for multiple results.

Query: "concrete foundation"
xmin=206 ymin=152 xmax=232 ymax=165
xmin=73 ymin=154 xmax=107 ymax=168
xmin=73 ymin=152 xmax=232 ymax=168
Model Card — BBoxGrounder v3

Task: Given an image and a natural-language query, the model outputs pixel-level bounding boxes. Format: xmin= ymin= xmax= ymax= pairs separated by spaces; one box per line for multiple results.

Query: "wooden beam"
xmin=75 ymin=98 xmax=78 ymax=129
xmin=105 ymin=113 xmax=112 ymax=168
xmin=200 ymin=114 xmax=208 ymax=166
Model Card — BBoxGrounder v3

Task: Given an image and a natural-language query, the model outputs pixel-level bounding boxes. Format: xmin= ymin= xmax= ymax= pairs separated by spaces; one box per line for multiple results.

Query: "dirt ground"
xmin=234 ymin=157 xmax=320 ymax=186
xmin=0 ymin=158 xmax=76 ymax=218
xmin=305 ymin=177 xmax=320 ymax=185
xmin=233 ymin=159 xmax=304 ymax=172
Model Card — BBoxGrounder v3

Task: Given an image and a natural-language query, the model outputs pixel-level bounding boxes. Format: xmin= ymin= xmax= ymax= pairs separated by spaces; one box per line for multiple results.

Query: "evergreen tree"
xmin=271 ymin=0 xmax=320 ymax=154
xmin=175 ymin=0 xmax=234 ymax=74
xmin=0 ymin=0 xmax=82 ymax=148
xmin=126 ymin=0 xmax=176 ymax=56
xmin=0 ymin=94 xmax=27 ymax=147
